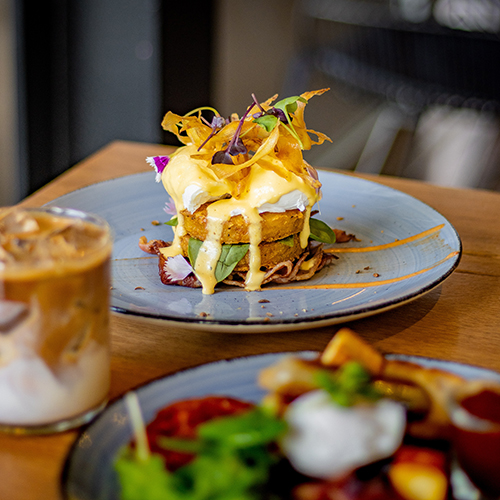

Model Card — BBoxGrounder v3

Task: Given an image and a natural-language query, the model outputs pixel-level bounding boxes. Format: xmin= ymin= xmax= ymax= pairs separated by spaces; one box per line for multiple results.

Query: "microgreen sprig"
xmin=197 ymin=115 xmax=228 ymax=152
xmin=252 ymin=94 xmax=308 ymax=149
xmin=211 ymin=103 xmax=255 ymax=165
xmin=184 ymin=106 xmax=221 ymax=119
xmin=180 ymin=106 xmax=228 ymax=153
xmin=315 ymin=362 xmax=381 ymax=407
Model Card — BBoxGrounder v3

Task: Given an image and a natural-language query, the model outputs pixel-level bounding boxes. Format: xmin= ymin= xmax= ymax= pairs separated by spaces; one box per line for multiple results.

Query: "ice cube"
xmin=0 ymin=210 xmax=39 ymax=237
xmin=55 ymin=220 xmax=99 ymax=252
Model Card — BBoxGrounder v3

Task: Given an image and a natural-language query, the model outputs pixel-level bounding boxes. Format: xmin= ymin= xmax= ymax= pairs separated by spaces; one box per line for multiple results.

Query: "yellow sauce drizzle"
xmin=194 ymin=211 xmax=225 ymax=295
xmin=245 ymin=208 xmax=266 ymax=291
xmin=159 ymin=150 xmax=319 ymax=294
xmin=160 ymin=212 xmax=185 ymax=258
xmin=299 ymin=206 xmax=312 ymax=249
xmin=325 ymin=224 xmax=445 ymax=254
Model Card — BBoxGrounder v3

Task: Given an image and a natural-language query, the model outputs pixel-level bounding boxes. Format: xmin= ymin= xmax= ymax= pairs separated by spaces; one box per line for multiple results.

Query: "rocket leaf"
xmin=315 ymin=362 xmax=381 ymax=407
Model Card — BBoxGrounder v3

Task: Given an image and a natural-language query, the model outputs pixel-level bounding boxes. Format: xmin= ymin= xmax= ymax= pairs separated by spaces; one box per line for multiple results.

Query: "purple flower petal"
xmin=163 ymin=198 xmax=177 ymax=215
xmin=163 ymin=255 xmax=193 ymax=281
xmin=146 ymin=156 xmax=170 ymax=182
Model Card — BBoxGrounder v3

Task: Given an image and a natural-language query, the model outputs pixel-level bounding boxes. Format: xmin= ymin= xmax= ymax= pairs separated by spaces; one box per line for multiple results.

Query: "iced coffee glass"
xmin=0 ymin=206 xmax=112 ymax=434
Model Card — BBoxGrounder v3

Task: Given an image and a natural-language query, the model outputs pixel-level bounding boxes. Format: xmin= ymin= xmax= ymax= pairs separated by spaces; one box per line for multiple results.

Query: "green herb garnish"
xmin=115 ymin=451 xmax=174 ymax=500
xmin=115 ymin=407 xmax=286 ymax=500
xmin=309 ymin=218 xmax=336 ymax=244
xmin=188 ymin=238 xmax=250 ymax=283
xmin=315 ymin=362 xmax=381 ymax=407
xmin=279 ymin=235 xmax=295 ymax=247
xmin=253 ymin=95 xmax=308 ymax=149
xmin=165 ymin=216 xmax=178 ymax=227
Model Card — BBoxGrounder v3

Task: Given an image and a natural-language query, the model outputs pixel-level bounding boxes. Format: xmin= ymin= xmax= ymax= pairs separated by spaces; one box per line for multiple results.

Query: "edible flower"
xmin=163 ymin=198 xmax=177 ymax=216
xmin=146 ymin=156 xmax=170 ymax=183
xmin=163 ymin=255 xmax=193 ymax=282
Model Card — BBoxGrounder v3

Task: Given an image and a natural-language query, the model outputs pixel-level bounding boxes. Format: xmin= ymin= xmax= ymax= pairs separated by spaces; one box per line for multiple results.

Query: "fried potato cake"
xmin=181 ymin=204 xmax=305 ymax=244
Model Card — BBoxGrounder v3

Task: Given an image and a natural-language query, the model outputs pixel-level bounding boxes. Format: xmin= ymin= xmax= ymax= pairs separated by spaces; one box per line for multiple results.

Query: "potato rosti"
xmin=181 ymin=205 xmax=305 ymax=244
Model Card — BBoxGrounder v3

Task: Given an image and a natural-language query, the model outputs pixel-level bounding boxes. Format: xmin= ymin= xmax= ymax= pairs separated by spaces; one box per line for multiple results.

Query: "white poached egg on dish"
xmin=282 ymin=389 xmax=407 ymax=480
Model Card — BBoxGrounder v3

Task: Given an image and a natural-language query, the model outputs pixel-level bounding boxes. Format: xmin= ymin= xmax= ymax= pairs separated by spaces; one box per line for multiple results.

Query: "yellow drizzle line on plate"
xmin=325 ymin=224 xmax=445 ymax=254
xmin=266 ymin=251 xmax=459 ymax=290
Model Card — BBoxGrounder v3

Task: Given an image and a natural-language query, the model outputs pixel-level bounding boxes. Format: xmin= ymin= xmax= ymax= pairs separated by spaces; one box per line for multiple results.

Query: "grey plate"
xmin=61 ymin=352 xmax=500 ymax=500
xmin=46 ymin=171 xmax=462 ymax=332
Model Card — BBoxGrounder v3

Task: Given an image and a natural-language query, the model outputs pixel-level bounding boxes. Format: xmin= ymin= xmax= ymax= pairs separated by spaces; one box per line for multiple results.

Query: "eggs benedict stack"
xmin=141 ymin=89 xmax=336 ymax=294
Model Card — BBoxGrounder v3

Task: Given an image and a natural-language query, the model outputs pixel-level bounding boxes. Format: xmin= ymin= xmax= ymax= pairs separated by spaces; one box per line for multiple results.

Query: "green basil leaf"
xmin=279 ymin=235 xmax=294 ymax=247
xmin=309 ymin=218 xmax=336 ymax=244
xmin=188 ymin=238 xmax=249 ymax=283
xmin=165 ymin=216 xmax=178 ymax=226
xmin=188 ymin=238 xmax=203 ymax=267
xmin=253 ymin=114 xmax=278 ymax=132
xmin=214 ymin=243 xmax=249 ymax=282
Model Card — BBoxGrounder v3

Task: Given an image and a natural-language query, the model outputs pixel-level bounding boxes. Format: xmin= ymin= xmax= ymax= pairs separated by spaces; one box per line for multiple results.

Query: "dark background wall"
xmin=10 ymin=0 xmax=500 ymax=200
xmin=15 ymin=0 xmax=214 ymax=196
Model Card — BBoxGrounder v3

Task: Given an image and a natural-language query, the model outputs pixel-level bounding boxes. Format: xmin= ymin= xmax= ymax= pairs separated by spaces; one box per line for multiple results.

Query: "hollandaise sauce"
xmin=299 ymin=207 xmax=312 ymax=248
xmin=193 ymin=211 xmax=224 ymax=295
xmin=160 ymin=212 xmax=185 ymax=259
xmin=244 ymin=208 xmax=266 ymax=292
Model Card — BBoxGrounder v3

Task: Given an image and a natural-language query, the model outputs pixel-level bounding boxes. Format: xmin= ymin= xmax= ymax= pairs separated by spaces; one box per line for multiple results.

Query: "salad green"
xmin=115 ymin=407 xmax=286 ymax=500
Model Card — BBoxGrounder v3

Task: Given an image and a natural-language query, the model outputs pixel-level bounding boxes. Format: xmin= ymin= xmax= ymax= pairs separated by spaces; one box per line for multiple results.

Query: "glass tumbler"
xmin=0 ymin=206 xmax=113 ymax=434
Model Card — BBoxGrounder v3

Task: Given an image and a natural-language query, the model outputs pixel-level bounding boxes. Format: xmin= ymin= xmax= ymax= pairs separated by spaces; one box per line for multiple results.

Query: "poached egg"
xmin=282 ymin=389 xmax=406 ymax=479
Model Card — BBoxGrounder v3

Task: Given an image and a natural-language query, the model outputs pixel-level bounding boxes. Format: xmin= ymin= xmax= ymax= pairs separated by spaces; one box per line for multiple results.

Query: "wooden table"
xmin=4 ymin=140 xmax=500 ymax=499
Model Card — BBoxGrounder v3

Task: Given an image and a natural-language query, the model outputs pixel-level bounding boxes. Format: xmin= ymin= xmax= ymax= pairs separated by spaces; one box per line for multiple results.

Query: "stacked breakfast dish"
xmin=139 ymin=89 xmax=340 ymax=294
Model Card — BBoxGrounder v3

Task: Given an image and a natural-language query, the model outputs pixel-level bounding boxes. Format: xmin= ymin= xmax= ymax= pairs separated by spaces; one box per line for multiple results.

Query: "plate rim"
xmin=46 ymin=170 xmax=463 ymax=332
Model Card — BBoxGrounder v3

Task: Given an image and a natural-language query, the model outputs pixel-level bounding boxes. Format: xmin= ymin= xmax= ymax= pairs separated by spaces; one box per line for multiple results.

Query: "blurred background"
xmin=2 ymin=0 xmax=500 ymax=206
